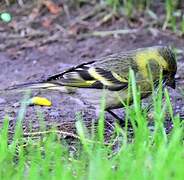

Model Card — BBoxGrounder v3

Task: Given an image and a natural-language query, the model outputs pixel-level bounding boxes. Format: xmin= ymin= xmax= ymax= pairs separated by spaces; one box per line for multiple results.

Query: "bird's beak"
xmin=166 ymin=78 xmax=176 ymax=89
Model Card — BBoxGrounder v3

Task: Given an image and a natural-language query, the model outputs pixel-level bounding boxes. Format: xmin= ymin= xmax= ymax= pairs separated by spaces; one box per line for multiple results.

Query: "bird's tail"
xmin=0 ymin=81 xmax=70 ymax=94
xmin=6 ymin=81 xmax=57 ymax=90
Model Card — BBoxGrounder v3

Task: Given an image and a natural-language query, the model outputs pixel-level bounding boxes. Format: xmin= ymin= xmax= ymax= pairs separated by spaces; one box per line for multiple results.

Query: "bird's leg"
xmin=142 ymin=103 xmax=154 ymax=121
xmin=141 ymin=93 xmax=155 ymax=120
xmin=143 ymin=103 xmax=153 ymax=114
xmin=107 ymin=109 xmax=129 ymax=127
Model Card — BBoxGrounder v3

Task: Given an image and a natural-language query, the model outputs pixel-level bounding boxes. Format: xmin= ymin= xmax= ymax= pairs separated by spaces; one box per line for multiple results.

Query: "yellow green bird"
xmin=5 ymin=46 xmax=177 ymax=113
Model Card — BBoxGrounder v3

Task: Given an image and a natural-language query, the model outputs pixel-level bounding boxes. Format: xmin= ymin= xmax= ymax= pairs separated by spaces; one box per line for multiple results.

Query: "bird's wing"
xmin=46 ymin=60 xmax=129 ymax=91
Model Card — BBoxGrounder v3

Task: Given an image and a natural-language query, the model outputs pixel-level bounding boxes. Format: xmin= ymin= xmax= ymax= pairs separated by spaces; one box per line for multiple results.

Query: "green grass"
xmin=2 ymin=0 xmax=184 ymax=35
xmin=104 ymin=0 xmax=184 ymax=34
xmin=0 ymin=71 xmax=183 ymax=179
xmin=0 ymin=1 xmax=183 ymax=179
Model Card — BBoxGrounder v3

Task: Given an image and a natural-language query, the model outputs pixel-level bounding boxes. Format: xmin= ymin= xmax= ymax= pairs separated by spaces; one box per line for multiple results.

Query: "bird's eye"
xmin=162 ymin=70 xmax=169 ymax=75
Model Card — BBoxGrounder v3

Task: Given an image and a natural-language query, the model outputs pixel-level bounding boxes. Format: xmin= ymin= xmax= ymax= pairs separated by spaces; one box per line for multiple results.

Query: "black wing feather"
xmin=46 ymin=61 xmax=95 ymax=81
xmin=45 ymin=60 xmax=128 ymax=91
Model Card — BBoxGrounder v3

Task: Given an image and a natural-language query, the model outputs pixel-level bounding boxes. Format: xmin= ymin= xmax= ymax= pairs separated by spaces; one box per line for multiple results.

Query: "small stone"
xmin=49 ymin=111 xmax=60 ymax=118
xmin=0 ymin=98 xmax=6 ymax=104
xmin=12 ymin=102 xmax=20 ymax=108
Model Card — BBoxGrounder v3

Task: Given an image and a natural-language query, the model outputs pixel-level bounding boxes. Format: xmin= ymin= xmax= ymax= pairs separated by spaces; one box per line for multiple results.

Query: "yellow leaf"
xmin=30 ymin=97 xmax=52 ymax=106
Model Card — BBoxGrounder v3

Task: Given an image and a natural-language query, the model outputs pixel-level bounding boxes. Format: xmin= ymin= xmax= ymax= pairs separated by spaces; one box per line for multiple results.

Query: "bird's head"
xmin=158 ymin=46 xmax=177 ymax=89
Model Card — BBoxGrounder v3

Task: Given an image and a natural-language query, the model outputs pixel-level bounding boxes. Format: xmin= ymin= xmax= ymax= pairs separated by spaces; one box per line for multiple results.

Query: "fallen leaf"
xmin=43 ymin=0 xmax=62 ymax=15
xmin=29 ymin=97 xmax=52 ymax=106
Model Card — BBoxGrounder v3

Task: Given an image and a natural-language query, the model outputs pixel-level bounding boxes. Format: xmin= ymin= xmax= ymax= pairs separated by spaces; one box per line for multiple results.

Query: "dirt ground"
xmin=0 ymin=2 xmax=183 ymax=138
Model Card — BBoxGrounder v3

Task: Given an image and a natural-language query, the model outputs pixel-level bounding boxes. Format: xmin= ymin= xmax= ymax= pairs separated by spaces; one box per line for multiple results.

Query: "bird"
xmin=3 ymin=46 xmax=177 ymax=121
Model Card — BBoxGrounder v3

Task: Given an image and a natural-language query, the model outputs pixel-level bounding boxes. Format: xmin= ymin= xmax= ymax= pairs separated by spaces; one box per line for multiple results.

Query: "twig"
xmin=70 ymin=5 xmax=105 ymax=25
xmin=90 ymin=29 xmax=139 ymax=37
xmin=23 ymin=129 xmax=79 ymax=139
xmin=22 ymin=130 xmax=112 ymax=145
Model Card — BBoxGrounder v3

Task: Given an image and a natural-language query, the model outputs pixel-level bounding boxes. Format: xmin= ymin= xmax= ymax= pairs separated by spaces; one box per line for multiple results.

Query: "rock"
xmin=49 ymin=111 xmax=60 ymax=118
xmin=12 ymin=102 xmax=20 ymax=108
xmin=0 ymin=98 xmax=6 ymax=104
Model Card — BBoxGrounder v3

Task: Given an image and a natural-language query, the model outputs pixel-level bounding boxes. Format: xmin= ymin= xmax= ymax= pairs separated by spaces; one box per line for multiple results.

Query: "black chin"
xmin=166 ymin=79 xmax=176 ymax=89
